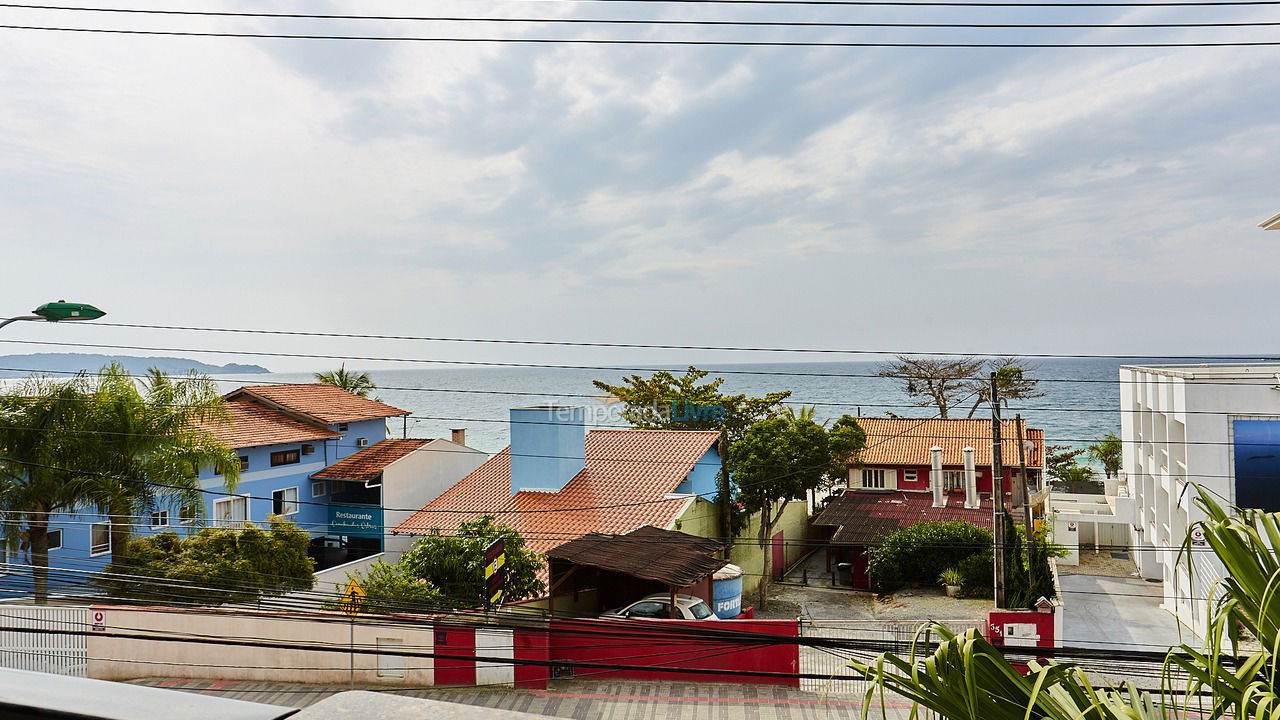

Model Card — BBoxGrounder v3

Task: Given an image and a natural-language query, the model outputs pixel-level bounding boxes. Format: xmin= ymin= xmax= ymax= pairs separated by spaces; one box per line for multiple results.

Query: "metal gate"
xmin=0 ymin=606 xmax=88 ymax=677
xmin=798 ymin=619 xmax=982 ymax=696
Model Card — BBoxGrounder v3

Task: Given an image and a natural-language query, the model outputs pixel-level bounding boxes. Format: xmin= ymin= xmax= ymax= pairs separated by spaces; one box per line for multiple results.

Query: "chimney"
xmin=451 ymin=428 xmax=467 ymax=446
xmin=963 ymin=446 xmax=979 ymax=509
xmin=930 ymin=446 xmax=944 ymax=508
xmin=509 ymin=407 xmax=585 ymax=495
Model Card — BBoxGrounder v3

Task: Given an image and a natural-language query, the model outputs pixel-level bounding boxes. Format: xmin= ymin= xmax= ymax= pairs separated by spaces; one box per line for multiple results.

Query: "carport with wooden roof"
xmin=544 ymin=526 xmax=727 ymax=619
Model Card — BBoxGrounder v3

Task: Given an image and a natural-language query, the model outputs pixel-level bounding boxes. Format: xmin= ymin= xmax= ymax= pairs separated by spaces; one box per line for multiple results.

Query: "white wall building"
xmin=1122 ymin=363 xmax=1280 ymax=636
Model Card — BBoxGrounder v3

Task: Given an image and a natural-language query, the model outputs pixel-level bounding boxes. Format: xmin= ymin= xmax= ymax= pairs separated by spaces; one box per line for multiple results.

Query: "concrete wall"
xmin=86 ymin=606 xmax=436 ymax=685
xmin=382 ymin=439 xmax=488 ymax=561
xmin=1121 ymin=364 xmax=1280 ymax=636
xmin=676 ymin=498 xmax=808 ymax=595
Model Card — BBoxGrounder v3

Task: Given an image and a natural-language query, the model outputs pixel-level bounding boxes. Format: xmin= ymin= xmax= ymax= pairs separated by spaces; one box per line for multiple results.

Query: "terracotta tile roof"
xmin=393 ymin=430 xmax=721 ymax=559
xmin=547 ymin=526 xmax=727 ymax=587
xmin=812 ymin=490 xmax=995 ymax=545
xmin=312 ymin=438 xmax=431 ymax=484
xmin=853 ymin=417 xmax=1044 ymax=468
xmin=225 ymin=384 xmax=408 ymax=425
xmin=198 ymin=399 xmax=340 ymax=449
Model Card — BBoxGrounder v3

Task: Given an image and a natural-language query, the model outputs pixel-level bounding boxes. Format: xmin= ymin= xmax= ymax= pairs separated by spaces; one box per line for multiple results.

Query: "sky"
xmin=1 ymin=0 xmax=1278 ymax=373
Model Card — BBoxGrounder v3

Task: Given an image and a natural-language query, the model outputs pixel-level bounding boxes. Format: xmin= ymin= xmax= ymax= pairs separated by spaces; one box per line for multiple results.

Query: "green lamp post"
xmin=1 ymin=300 xmax=107 ymax=332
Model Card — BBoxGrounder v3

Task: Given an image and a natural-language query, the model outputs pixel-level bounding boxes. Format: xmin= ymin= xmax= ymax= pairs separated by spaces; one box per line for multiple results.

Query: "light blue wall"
xmin=509 ymin=407 xmax=585 ymax=494
xmin=1 ymin=415 xmax=393 ymax=598
xmin=674 ymin=446 xmax=722 ymax=498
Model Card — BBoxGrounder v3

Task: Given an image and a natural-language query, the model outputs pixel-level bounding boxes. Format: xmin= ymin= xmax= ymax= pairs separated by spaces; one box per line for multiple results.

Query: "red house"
xmin=812 ymin=418 xmax=1045 ymax=589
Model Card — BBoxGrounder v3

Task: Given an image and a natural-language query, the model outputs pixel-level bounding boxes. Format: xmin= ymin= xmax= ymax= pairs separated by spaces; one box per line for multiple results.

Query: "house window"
xmin=312 ymin=481 xmax=327 ymax=498
xmin=239 ymin=456 xmax=250 ymax=472
xmin=338 ymin=423 xmax=349 ymax=432
xmin=272 ymin=487 xmax=299 ymax=516
xmin=270 ymin=449 xmax=300 ymax=467
xmin=150 ymin=510 xmax=169 ymax=528
xmin=301 ymin=443 xmax=316 ymax=456
xmin=860 ymin=468 xmax=887 ymax=489
xmin=903 ymin=469 xmax=918 ymax=483
xmin=179 ymin=504 xmax=199 ymax=524
xmin=943 ymin=471 xmax=965 ymax=492
xmin=90 ymin=523 xmax=111 ymax=556
xmin=47 ymin=529 xmax=63 ymax=551
xmin=213 ymin=496 xmax=248 ymax=526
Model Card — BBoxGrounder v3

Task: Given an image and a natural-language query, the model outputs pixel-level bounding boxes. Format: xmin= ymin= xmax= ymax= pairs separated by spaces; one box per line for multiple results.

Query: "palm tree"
xmin=0 ymin=375 xmax=97 ymax=603
xmin=1088 ymin=434 xmax=1123 ymax=479
xmin=315 ymin=364 xmax=376 ymax=398
xmin=79 ymin=365 xmax=240 ymax=569
xmin=847 ymin=484 xmax=1279 ymax=720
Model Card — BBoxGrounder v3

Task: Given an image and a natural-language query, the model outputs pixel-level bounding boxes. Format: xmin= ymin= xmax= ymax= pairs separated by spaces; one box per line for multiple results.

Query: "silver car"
xmin=600 ymin=593 xmax=719 ymax=620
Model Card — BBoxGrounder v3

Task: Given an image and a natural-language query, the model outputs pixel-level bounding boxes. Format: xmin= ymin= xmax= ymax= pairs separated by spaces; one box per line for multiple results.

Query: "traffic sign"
xmin=484 ymin=538 xmax=506 ymax=607
xmin=339 ymin=577 xmax=366 ymax=618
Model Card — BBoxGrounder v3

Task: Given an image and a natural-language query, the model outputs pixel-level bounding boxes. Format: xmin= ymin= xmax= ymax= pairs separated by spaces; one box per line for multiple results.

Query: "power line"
xmin=3 ymin=22 xmax=1280 ymax=46
xmin=7 ymin=4 xmax=1280 ymax=30
xmin=8 ymin=335 xmax=1279 ymax=386
xmin=538 ymin=0 xmax=1280 ymax=7
xmin=72 ymin=321 xmax=1280 ymax=362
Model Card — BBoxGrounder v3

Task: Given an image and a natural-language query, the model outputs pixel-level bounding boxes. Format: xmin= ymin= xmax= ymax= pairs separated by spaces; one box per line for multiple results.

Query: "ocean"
xmin=216 ymin=358 xmax=1147 ymax=458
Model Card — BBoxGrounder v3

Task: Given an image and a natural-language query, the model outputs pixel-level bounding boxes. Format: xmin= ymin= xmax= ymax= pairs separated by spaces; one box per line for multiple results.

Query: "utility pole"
xmin=1016 ymin=414 xmax=1035 ymax=589
xmin=718 ymin=429 xmax=733 ymax=558
xmin=990 ymin=372 xmax=1006 ymax=608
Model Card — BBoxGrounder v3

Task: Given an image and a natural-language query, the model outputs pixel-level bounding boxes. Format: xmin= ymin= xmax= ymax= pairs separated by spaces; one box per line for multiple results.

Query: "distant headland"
xmin=0 ymin=353 xmax=270 ymax=378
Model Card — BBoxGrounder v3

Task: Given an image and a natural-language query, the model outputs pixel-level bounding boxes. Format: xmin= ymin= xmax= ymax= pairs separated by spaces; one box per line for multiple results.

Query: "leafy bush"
xmin=336 ymin=561 xmax=443 ymax=615
xmin=957 ymin=550 xmax=993 ymax=597
xmin=868 ymin=521 xmax=993 ymax=590
xmin=338 ymin=516 xmax=545 ymax=614
xmin=96 ymin=516 xmax=315 ymax=605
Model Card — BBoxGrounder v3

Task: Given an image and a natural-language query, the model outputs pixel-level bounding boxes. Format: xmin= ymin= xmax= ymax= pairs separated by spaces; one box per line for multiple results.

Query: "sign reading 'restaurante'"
xmin=328 ymin=504 xmax=383 ymax=538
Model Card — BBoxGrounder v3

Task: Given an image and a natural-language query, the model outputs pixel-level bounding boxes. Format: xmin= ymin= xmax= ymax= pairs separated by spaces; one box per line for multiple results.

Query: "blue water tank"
xmin=711 ymin=563 xmax=744 ymax=619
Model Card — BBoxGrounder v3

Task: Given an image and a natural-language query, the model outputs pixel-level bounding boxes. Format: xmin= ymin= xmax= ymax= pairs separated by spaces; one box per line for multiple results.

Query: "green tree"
xmin=0 ymin=375 xmax=97 ymax=603
xmin=80 ymin=364 xmax=240 ymax=568
xmin=593 ymin=366 xmax=791 ymax=442
xmin=95 ymin=516 xmax=314 ymax=605
xmin=315 ymin=364 xmax=376 ymax=398
xmin=340 ymin=561 xmax=444 ymax=615
xmin=1088 ymin=434 xmax=1123 ymax=479
xmin=727 ymin=414 xmax=865 ymax=610
xmin=877 ymin=356 xmax=985 ymax=419
xmin=965 ymin=357 xmax=1045 ymax=418
xmin=350 ymin=516 xmax=544 ymax=611
xmin=1044 ymin=445 xmax=1087 ymax=482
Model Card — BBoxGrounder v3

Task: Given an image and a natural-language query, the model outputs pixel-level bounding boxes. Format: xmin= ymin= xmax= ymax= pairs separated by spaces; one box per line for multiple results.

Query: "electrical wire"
xmin=73 ymin=322 xmax=1280 ymax=362
xmin=7 ymin=335 xmax=1280 ymax=387
xmin=5 ymin=4 xmax=1280 ymax=30
xmin=3 ymin=22 xmax=1280 ymax=47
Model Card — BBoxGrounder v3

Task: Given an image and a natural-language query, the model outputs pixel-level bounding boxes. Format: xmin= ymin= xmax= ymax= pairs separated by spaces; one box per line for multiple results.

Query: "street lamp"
xmin=0 ymin=301 xmax=107 ymax=332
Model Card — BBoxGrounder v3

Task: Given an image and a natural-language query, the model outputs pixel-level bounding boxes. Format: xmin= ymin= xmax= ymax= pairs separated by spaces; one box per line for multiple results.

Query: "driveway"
xmin=1058 ymin=574 xmax=1196 ymax=652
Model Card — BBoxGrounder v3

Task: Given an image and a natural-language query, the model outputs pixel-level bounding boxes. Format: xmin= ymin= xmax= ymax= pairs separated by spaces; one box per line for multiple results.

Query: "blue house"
xmin=0 ymin=384 xmax=411 ymax=598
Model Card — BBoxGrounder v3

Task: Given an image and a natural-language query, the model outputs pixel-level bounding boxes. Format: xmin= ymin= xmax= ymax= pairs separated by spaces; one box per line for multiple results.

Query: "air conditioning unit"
xmin=356 ymin=438 xmax=369 ymax=448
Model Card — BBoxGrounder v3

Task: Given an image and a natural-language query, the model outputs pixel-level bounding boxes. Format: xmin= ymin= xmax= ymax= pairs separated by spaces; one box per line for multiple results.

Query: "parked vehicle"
xmin=600 ymin=593 xmax=719 ymax=620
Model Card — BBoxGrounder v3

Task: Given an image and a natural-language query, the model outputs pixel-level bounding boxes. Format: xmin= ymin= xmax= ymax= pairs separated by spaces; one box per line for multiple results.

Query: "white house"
xmin=1120 ymin=363 xmax=1280 ymax=636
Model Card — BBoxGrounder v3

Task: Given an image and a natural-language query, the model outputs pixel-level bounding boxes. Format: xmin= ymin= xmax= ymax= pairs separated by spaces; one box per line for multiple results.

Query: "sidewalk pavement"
xmin=129 ymin=678 xmax=923 ymax=720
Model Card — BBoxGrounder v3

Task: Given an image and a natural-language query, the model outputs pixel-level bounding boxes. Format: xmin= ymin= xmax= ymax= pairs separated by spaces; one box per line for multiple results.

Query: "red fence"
xmin=539 ymin=618 xmax=800 ymax=686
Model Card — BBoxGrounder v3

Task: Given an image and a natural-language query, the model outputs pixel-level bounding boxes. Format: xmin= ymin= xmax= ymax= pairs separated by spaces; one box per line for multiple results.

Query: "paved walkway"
xmin=1058 ymin=574 xmax=1196 ymax=652
xmin=129 ymin=678 xmax=924 ymax=719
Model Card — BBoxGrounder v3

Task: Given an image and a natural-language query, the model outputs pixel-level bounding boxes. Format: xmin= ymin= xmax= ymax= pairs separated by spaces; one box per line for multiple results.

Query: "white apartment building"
xmin=1122 ymin=363 xmax=1280 ymax=636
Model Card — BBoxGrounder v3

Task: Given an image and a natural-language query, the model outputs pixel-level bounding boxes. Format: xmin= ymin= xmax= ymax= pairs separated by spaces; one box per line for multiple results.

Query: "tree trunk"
xmin=29 ymin=512 xmax=49 ymax=605
xmin=108 ymin=499 xmax=133 ymax=569
xmin=757 ymin=499 xmax=773 ymax=612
